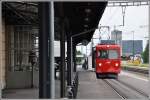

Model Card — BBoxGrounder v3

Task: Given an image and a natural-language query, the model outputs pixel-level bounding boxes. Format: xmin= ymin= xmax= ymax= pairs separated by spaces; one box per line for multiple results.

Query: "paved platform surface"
xmin=2 ymin=67 xmax=121 ymax=99
xmin=77 ymin=70 xmax=120 ymax=99
xmin=2 ymin=80 xmax=60 ymax=99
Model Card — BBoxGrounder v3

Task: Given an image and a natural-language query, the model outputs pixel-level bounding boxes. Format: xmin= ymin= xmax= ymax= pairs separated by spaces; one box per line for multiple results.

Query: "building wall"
xmin=122 ymin=40 xmax=143 ymax=56
xmin=0 ymin=19 xmax=6 ymax=89
xmin=0 ymin=24 xmax=40 ymax=89
xmin=54 ymin=41 xmax=67 ymax=57
xmin=111 ymin=30 xmax=122 ymax=40
xmin=111 ymin=30 xmax=122 ymax=46
xmin=88 ymin=55 xmax=92 ymax=70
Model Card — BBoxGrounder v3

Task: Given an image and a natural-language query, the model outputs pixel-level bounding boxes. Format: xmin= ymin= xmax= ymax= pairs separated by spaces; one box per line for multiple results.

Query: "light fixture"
xmin=84 ymin=25 xmax=88 ymax=28
xmin=85 ymin=8 xmax=91 ymax=13
xmin=85 ymin=17 xmax=89 ymax=21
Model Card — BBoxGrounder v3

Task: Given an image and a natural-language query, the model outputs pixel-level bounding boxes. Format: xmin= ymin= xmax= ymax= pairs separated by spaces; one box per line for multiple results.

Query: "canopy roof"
xmin=3 ymin=2 xmax=107 ymax=45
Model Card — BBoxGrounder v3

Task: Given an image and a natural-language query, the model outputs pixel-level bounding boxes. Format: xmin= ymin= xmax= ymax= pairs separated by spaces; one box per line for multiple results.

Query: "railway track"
xmin=102 ymin=79 xmax=127 ymax=99
xmin=117 ymin=79 xmax=148 ymax=98
xmin=102 ymin=79 xmax=148 ymax=99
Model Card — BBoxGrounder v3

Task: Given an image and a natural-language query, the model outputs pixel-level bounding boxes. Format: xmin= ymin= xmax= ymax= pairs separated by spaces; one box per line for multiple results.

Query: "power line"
xmin=104 ymin=7 xmax=119 ymax=25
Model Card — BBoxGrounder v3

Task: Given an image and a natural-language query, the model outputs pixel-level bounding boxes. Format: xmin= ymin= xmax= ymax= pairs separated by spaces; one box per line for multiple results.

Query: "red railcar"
xmin=95 ymin=44 xmax=121 ymax=79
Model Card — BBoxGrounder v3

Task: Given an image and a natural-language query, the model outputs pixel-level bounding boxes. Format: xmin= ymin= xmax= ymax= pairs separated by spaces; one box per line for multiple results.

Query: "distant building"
xmin=111 ymin=30 xmax=122 ymax=46
xmin=54 ymin=41 xmax=67 ymax=57
xmin=122 ymin=40 xmax=143 ymax=56
xmin=100 ymin=40 xmax=143 ymax=57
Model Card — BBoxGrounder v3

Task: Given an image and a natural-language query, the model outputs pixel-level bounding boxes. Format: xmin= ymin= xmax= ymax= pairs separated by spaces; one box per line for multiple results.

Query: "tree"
xmin=76 ymin=50 xmax=82 ymax=55
xmin=76 ymin=50 xmax=83 ymax=64
xmin=142 ymin=42 xmax=149 ymax=63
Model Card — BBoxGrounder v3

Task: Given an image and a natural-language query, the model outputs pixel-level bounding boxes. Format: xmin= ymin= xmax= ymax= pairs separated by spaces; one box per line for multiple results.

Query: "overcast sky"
xmin=77 ymin=5 xmax=149 ymax=55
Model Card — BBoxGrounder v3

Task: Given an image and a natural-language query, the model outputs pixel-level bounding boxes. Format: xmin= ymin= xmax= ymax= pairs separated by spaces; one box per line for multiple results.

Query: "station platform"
xmin=2 ymin=67 xmax=120 ymax=99
xmin=2 ymin=80 xmax=60 ymax=99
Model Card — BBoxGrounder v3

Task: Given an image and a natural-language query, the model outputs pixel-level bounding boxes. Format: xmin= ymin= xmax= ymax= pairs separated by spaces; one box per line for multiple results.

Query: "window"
xmin=97 ymin=50 xmax=118 ymax=59
xmin=98 ymin=50 xmax=108 ymax=59
xmin=108 ymin=50 xmax=118 ymax=59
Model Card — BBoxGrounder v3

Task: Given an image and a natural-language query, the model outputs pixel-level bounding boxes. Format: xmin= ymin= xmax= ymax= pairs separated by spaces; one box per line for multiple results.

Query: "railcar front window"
xmin=108 ymin=50 xmax=118 ymax=59
xmin=97 ymin=50 xmax=118 ymax=59
xmin=98 ymin=50 xmax=108 ymax=59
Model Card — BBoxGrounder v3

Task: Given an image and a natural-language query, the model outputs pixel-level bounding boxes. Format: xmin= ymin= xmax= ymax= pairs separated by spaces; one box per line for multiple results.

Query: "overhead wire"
xmin=98 ymin=7 xmax=120 ymax=41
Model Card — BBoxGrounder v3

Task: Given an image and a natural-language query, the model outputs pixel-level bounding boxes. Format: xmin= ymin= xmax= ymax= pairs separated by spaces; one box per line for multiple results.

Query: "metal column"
xmin=60 ymin=3 xmax=66 ymax=98
xmin=0 ymin=1 xmax=2 ymax=99
xmin=67 ymin=35 xmax=72 ymax=86
xmin=91 ymin=38 xmax=95 ymax=68
xmin=73 ymin=43 xmax=76 ymax=72
xmin=148 ymin=4 xmax=150 ymax=99
xmin=38 ymin=2 xmax=55 ymax=98
xmin=60 ymin=20 xmax=66 ymax=98
xmin=50 ymin=1 xmax=55 ymax=98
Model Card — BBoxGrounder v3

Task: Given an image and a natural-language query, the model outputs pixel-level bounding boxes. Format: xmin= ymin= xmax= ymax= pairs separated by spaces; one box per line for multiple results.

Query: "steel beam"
xmin=108 ymin=1 xmax=149 ymax=7
xmin=1 ymin=0 xmax=148 ymax=2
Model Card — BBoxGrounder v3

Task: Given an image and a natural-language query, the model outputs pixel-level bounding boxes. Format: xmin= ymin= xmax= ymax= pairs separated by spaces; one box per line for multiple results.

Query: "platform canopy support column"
xmin=38 ymin=2 xmax=55 ymax=98
xmin=67 ymin=35 xmax=72 ymax=87
xmin=59 ymin=3 xmax=66 ymax=98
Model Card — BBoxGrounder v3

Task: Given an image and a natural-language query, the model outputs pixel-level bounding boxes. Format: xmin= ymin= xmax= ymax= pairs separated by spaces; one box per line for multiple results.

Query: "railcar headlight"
xmin=115 ymin=63 xmax=119 ymax=67
xmin=99 ymin=63 xmax=102 ymax=66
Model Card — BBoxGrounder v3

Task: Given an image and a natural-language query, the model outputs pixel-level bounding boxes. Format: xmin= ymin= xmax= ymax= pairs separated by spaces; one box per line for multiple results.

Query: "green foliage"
xmin=76 ymin=57 xmax=82 ymax=64
xmin=76 ymin=50 xmax=83 ymax=64
xmin=142 ymin=43 xmax=149 ymax=63
xmin=76 ymin=51 xmax=83 ymax=64
xmin=76 ymin=50 xmax=82 ymax=55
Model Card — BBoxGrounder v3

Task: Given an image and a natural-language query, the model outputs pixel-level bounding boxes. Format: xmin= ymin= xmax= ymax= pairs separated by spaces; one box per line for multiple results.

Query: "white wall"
xmin=54 ymin=41 xmax=67 ymax=57
xmin=88 ymin=55 xmax=92 ymax=70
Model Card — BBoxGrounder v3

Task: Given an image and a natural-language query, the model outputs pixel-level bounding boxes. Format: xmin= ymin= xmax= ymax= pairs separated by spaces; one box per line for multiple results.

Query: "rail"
xmin=103 ymin=79 xmax=148 ymax=99
xmin=103 ymin=79 xmax=127 ymax=99
xmin=117 ymin=79 xmax=148 ymax=98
